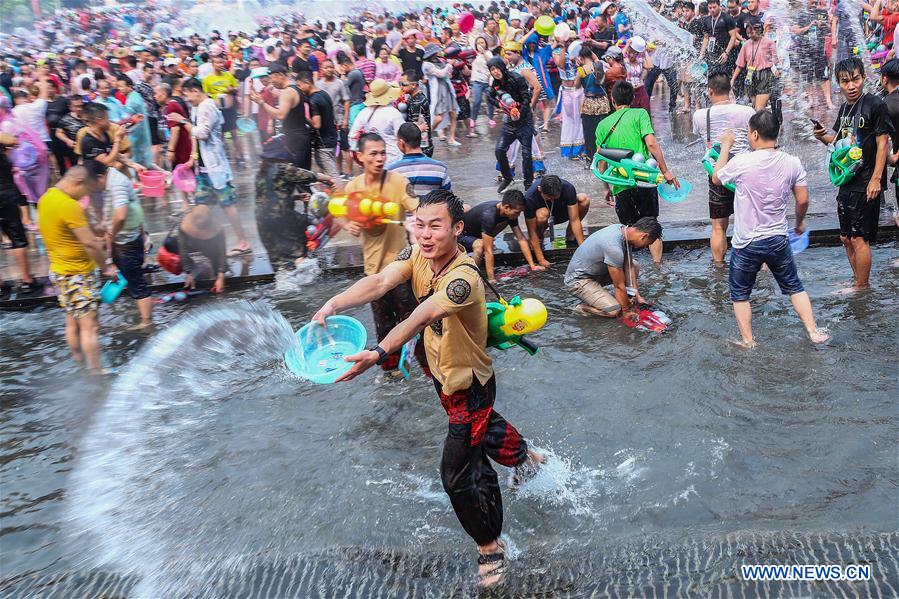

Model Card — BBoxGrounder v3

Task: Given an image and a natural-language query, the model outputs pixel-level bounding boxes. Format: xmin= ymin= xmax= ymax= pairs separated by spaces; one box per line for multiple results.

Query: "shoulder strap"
xmin=458 ymin=262 xmax=503 ymax=301
xmin=599 ymin=108 xmax=629 ymax=149
xmin=706 ymin=105 xmax=711 ymax=144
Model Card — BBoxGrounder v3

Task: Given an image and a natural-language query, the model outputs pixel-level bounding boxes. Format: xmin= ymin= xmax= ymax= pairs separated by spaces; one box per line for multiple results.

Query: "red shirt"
xmin=163 ymin=99 xmax=192 ymax=164
xmin=883 ymin=12 xmax=899 ymax=45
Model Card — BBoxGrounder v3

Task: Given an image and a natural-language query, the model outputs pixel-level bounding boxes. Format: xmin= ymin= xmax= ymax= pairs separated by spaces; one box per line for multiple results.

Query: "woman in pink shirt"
xmin=374 ymin=47 xmax=401 ymax=82
xmin=732 ymin=20 xmax=779 ymax=110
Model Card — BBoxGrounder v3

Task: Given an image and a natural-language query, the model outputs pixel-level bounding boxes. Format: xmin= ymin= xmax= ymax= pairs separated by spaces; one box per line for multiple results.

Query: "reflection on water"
xmin=1 ymin=246 xmax=897 ymax=596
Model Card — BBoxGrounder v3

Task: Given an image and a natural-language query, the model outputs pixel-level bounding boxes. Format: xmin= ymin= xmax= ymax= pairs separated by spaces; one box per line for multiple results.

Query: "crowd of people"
xmin=1 ymin=0 xmax=896 ymax=587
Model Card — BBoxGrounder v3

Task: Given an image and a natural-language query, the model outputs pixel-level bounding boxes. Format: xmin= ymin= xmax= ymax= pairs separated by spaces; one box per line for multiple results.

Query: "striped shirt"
xmin=387 ymin=153 xmax=452 ymax=198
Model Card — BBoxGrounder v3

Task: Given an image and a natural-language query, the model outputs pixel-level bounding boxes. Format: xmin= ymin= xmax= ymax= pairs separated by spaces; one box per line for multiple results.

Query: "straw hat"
xmin=503 ymin=40 xmax=523 ymax=53
xmin=364 ymin=78 xmax=401 ymax=106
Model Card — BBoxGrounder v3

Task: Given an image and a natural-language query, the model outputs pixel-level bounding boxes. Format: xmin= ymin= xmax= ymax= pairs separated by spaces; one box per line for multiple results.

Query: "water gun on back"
xmin=590 ymin=147 xmax=662 ymax=189
xmin=327 ymin=191 xmax=403 ymax=228
xmin=828 ymin=138 xmax=863 ymax=187
xmin=486 ymin=296 xmax=547 ymax=354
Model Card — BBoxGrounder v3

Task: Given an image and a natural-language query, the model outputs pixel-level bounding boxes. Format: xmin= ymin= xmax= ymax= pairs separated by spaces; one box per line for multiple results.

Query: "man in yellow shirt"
xmin=202 ymin=54 xmax=239 ymax=139
xmin=38 ymin=166 xmax=117 ymax=373
xmin=313 ymin=189 xmax=543 ymax=587
xmin=342 ymin=132 xmax=422 ymax=372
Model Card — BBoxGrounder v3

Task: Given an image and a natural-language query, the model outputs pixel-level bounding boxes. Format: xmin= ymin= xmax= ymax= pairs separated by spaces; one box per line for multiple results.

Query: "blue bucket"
xmin=236 ymin=116 xmax=257 ymax=133
xmin=100 ymin=273 xmax=128 ymax=304
xmin=658 ymin=179 xmax=692 ymax=203
xmin=284 ymin=316 xmax=368 ymax=384
xmin=789 ymin=228 xmax=810 ymax=254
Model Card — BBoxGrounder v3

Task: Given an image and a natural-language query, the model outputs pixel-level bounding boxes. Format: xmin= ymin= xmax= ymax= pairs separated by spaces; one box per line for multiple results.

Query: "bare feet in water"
xmin=808 ymin=328 xmax=830 ymax=344
xmin=477 ymin=539 xmax=507 ymax=587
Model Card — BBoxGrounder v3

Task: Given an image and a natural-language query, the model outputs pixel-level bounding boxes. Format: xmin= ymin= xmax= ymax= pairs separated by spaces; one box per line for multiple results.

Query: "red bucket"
xmin=139 ymin=170 xmax=168 ymax=198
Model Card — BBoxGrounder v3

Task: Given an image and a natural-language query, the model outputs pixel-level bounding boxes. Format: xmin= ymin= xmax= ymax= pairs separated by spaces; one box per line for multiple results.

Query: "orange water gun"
xmin=327 ymin=191 xmax=403 ymax=228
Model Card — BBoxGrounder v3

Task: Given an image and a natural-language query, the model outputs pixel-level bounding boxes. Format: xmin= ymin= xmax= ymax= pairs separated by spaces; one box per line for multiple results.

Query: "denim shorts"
xmin=195 ymin=173 xmax=236 ymax=207
xmin=729 ymin=235 xmax=804 ymax=302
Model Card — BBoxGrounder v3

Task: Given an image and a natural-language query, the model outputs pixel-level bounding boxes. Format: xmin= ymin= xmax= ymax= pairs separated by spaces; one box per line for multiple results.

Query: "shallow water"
xmin=1 ymin=245 xmax=897 ymax=596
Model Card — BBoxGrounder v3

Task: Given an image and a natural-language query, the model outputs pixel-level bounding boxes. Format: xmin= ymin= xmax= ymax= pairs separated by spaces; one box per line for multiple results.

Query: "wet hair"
xmin=83 ymin=102 xmax=109 ymax=122
xmin=578 ymin=45 xmax=595 ymax=60
xmin=357 ymin=132 xmax=385 ymax=153
xmin=682 ymin=1 xmax=695 ymax=9
xmin=501 ymin=189 xmax=525 ymax=210
xmin=748 ymin=109 xmax=779 ymax=141
xmin=834 ymin=57 xmax=864 ymax=81
xmin=881 ymin=58 xmax=899 ymax=84
xmin=611 ymin=80 xmax=634 ymax=107
xmin=538 ymin=174 xmax=562 ymax=198
xmin=632 ymin=217 xmax=663 ymax=242
xmin=182 ymin=77 xmax=204 ymax=92
xmin=124 ymin=55 xmax=137 ymax=68
xmin=707 ymin=0 xmax=720 ymax=5
xmin=397 ymin=121 xmax=422 ymax=147
xmin=418 ymin=189 xmax=465 ymax=224
xmin=295 ymin=68 xmax=314 ymax=83
xmin=268 ymin=64 xmax=288 ymax=75
xmin=707 ymin=70 xmax=731 ymax=95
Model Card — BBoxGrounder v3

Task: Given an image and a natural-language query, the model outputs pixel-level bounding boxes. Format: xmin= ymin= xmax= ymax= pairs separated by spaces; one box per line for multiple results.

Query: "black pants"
xmin=435 ymin=374 xmax=528 ymax=546
xmin=495 ymin=119 xmax=535 ymax=187
xmin=370 ymin=282 xmax=428 ymax=373
xmin=645 ymin=66 xmax=678 ymax=111
xmin=50 ymin=138 xmax=77 ymax=175
xmin=581 ymin=113 xmax=607 ymax=161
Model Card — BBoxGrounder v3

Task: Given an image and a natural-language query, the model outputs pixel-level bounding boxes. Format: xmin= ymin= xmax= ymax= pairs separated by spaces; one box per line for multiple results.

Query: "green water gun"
xmin=591 ymin=148 xmax=663 ymax=189
xmin=701 ymin=143 xmax=735 ymax=192
xmin=828 ymin=138 xmax=863 ymax=187
xmin=485 ymin=295 xmax=547 ymax=355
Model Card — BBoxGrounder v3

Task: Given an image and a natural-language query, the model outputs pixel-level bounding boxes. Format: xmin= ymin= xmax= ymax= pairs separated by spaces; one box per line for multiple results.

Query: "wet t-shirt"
xmin=831 ymin=93 xmax=894 ymax=191
xmin=463 ymin=200 xmax=517 ymax=239
xmin=392 ymin=244 xmax=492 ymax=394
xmin=795 ymin=9 xmax=829 ymax=51
xmin=703 ymin=13 xmax=737 ymax=56
xmin=523 ymin=178 xmax=579 ymax=223
xmin=344 ymin=171 xmax=419 ymax=275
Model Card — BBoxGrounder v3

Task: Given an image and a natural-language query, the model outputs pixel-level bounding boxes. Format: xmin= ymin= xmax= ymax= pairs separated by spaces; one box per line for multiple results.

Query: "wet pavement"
xmin=1 ymin=86 xmax=897 ymax=301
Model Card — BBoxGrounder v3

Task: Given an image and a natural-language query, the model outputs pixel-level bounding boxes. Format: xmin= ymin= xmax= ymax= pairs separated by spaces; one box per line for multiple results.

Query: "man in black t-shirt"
xmin=296 ymin=70 xmax=338 ymax=178
xmin=393 ymin=30 xmax=425 ymax=79
xmin=700 ymin=0 xmax=739 ymax=77
xmin=460 ymin=190 xmax=544 ymax=282
xmin=813 ymin=57 xmax=893 ymax=290
xmin=522 ymin=175 xmax=590 ymax=268
xmin=879 ymin=59 xmax=899 ymax=212
xmin=792 ymin=0 xmax=833 ymax=110
xmin=737 ymin=0 xmax=766 ymax=39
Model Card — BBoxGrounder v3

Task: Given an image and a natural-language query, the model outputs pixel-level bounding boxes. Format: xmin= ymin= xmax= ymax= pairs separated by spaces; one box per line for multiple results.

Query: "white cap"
xmin=163 ymin=57 xmax=180 ymax=67
xmin=508 ymin=9 xmax=522 ymax=21
xmin=629 ymin=35 xmax=647 ymax=53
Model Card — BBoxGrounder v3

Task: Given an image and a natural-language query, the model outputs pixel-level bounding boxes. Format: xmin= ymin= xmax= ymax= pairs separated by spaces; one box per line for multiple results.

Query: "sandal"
xmin=477 ymin=545 xmax=507 ymax=587
xmin=17 ymin=281 xmax=39 ymax=296
xmin=227 ymin=246 xmax=252 ymax=257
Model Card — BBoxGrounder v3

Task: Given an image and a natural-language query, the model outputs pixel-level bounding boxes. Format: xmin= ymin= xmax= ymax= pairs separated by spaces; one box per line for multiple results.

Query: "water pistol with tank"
xmin=590 ymin=147 xmax=662 ymax=189
xmin=327 ymin=191 xmax=403 ymax=229
xmin=827 ymin=137 xmax=863 ymax=187
xmin=701 ymin=143 xmax=735 ymax=192
xmin=497 ymin=92 xmax=521 ymax=121
xmin=485 ymin=296 xmax=547 ymax=355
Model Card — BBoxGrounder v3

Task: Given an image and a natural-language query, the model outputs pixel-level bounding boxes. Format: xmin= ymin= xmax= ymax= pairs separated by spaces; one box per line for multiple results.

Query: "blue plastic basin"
xmin=284 ymin=316 xmax=368 ymax=384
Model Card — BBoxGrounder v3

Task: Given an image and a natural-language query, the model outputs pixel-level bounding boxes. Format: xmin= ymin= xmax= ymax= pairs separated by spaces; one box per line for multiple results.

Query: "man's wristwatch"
xmin=370 ymin=345 xmax=388 ymax=365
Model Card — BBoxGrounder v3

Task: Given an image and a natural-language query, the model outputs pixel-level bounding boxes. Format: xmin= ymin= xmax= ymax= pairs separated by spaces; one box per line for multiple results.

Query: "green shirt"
xmin=594 ymin=107 xmax=654 ymax=195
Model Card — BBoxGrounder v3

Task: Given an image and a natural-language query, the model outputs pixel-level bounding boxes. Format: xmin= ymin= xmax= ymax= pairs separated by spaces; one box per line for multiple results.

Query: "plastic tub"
xmin=100 ymin=273 xmax=128 ymax=304
xmin=139 ymin=170 xmax=168 ymax=198
xmin=172 ymin=163 xmax=197 ymax=193
xmin=236 ymin=117 xmax=257 ymax=133
xmin=658 ymin=179 xmax=692 ymax=204
xmin=789 ymin=228 xmax=810 ymax=254
xmin=284 ymin=316 xmax=368 ymax=384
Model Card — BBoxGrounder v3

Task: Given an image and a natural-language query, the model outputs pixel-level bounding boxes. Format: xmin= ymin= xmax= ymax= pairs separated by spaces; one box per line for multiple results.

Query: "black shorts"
xmin=837 ymin=188 xmax=881 ymax=242
xmin=112 ymin=235 xmax=151 ymax=300
xmin=459 ymin=234 xmax=478 ymax=252
xmin=745 ymin=68 xmax=774 ymax=98
xmin=148 ymin=116 xmax=162 ymax=146
xmin=221 ymin=105 xmax=238 ymax=133
xmin=708 ymin=177 xmax=735 ymax=219
xmin=614 ymin=186 xmax=659 ymax=225
xmin=338 ymin=128 xmax=349 ymax=152
xmin=0 ymin=192 xmax=28 ymax=249
xmin=800 ymin=51 xmax=828 ymax=83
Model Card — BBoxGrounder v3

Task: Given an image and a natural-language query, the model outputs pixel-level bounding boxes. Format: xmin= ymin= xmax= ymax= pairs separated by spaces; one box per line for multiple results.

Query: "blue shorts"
xmin=195 ymin=173 xmax=236 ymax=207
xmin=459 ymin=234 xmax=478 ymax=253
xmin=729 ymin=235 xmax=804 ymax=302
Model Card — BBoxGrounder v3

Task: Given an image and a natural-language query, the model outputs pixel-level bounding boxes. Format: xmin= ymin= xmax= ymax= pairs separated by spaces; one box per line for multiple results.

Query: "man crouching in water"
xmin=313 ymin=189 xmax=544 ymax=587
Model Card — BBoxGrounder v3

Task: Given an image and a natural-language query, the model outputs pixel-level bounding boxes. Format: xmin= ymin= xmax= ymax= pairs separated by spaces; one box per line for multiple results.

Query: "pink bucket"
xmin=139 ymin=170 xmax=168 ymax=198
xmin=172 ymin=163 xmax=197 ymax=193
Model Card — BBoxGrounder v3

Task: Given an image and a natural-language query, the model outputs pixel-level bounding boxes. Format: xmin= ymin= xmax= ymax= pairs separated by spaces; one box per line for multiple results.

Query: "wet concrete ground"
xmin=1 ymin=85 xmax=897 ymax=297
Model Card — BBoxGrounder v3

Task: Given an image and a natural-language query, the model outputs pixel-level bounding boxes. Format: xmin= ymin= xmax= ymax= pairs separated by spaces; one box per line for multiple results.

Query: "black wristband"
xmin=370 ymin=345 xmax=388 ymax=365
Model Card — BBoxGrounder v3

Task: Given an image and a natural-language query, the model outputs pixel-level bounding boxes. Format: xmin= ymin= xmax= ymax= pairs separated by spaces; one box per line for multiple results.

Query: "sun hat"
xmin=503 ymin=40 xmax=523 ymax=52
xmin=364 ymin=78 xmax=401 ymax=106
xmin=422 ymin=42 xmax=442 ymax=60
xmin=599 ymin=1 xmax=615 ymax=14
xmin=603 ymin=45 xmax=623 ymax=59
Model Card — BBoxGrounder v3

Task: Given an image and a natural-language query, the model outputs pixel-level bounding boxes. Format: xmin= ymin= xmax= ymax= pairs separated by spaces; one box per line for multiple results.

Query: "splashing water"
xmin=65 ymin=302 xmax=299 ymax=596
xmin=274 ymin=257 xmax=322 ymax=293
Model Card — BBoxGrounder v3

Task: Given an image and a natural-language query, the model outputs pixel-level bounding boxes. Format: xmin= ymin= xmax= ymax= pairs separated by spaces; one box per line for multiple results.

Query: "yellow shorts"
xmin=51 ymin=271 xmax=100 ymax=319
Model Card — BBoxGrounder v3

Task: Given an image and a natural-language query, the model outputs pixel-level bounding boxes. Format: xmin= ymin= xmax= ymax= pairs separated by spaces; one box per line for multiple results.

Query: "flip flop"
xmin=227 ymin=246 xmax=252 ymax=257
